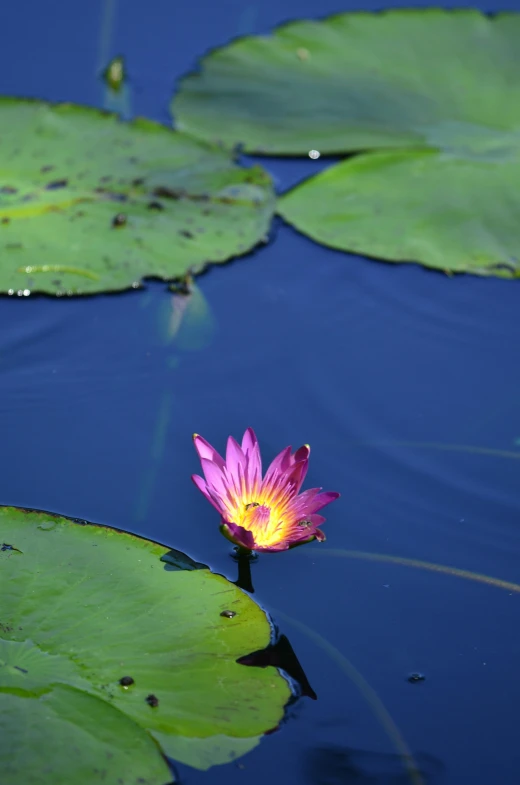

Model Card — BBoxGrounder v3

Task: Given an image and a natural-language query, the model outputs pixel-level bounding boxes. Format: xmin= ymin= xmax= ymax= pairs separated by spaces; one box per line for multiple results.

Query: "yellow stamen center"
xmin=240 ymin=501 xmax=288 ymax=547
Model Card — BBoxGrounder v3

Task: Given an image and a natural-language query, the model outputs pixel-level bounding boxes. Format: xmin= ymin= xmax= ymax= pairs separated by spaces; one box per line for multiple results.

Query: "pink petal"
xmin=221 ymin=522 xmax=256 ymax=550
xmin=292 ymin=444 xmax=310 ymax=464
xmin=277 ymin=457 xmax=309 ymax=497
xmin=191 ymin=474 xmax=224 ymax=514
xmin=286 ymin=525 xmax=325 ymax=548
xmin=262 ymin=446 xmax=292 ymax=492
xmin=242 ymin=428 xmax=262 ymax=493
xmin=200 ymin=457 xmax=228 ymax=497
xmin=193 ymin=434 xmax=225 ymax=469
xmin=225 ymin=436 xmax=246 ymax=487
xmin=241 ymin=427 xmax=258 ymax=455
xmin=291 ymin=445 xmax=310 ymax=488
xmin=288 ymin=534 xmax=316 ymax=549
xmin=308 ymin=491 xmax=340 ymax=513
xmin=292 ymin=487 xmax=321 ymax=509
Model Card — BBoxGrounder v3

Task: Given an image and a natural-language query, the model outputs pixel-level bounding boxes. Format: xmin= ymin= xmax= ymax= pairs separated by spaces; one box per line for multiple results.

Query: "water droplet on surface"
xmin=37 ymin=521 xmax=57 ymax=531
xmin=17 ymin=290 xmax=23 ymax=296
xmin=220 ymin=610 xmax=237 ymax=618
xmin=407 ymin=672 xmax=426 ymax=683
xmin=23 ymin=289 xmax=30 ymax=296
xmin=308 ymin=149 xmax=320 ymax=159
xmin=7 ymin=289 xmax=14 ymax=295
xmin=131 ymin=281 xmax=140 ymax=289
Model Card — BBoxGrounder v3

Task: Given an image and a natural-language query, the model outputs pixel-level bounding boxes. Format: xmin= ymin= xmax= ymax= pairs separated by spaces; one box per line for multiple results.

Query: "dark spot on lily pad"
xmin=119 ymin=676 xmax=135 ymax=687
xmin=145 ymin=694 xmax=159 ymax=708
xmin=147 ymin=201 xmax=164 ymax=211
xmin=45 ymin=179 xmax=68 ymax=190
xmin=40 ymin=165 xmax=54 ymax=173
xmin=179 ymin=229 xmax=194 ymax=239
xmin=112 ymin=213 xmax=127 ymax=227
xmin=220 ymin=610 xmax=237 ymax=618
xmin=153 ymin=186 xmax=185 ymax=200
xmin=1 ymin=217 xmax=10 ymax=224
xmin=0 ymin=186 xmax=17 ymax=194
xmin=107 ymin=193 xmax=127 ymax=202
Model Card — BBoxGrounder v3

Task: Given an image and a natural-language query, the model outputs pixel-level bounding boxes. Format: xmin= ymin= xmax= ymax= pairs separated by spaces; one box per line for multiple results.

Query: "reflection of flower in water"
xmin=192 ymin=427 xmax=339 ymax=552
xmin=166 ymin=278 xmax=215 ymax=351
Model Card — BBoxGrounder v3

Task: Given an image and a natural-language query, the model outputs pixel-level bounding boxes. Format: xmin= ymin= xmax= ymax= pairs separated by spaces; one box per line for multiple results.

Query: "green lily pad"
xmin=1 ymin=687 xmax=172 ymax=785
xmin=0 ymin=507 xmax=291 ymax=782
xmin=0 ymin=98 xmax=274 ymax=295
xmin=174 ymin=10 xmax=520 ymax=276
xmin=173 ymin=10 xmax=520 ymax=156
xmin=278 ymin=149 xmax=520 ymax=276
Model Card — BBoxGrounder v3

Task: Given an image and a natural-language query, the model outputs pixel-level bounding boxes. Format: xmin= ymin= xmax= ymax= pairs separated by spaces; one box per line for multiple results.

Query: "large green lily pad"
xmin=173 ymin=10 xmax=520 ymax=156
xmin=174 ymin=10 xmax=520 ymax=276
xmin=0 ymin=507 xmax=291 ymax=782
xmin=278 ymin=149 xmax=520 ymax=276
xmin=0 ymin=99 xmax=274 ymax=295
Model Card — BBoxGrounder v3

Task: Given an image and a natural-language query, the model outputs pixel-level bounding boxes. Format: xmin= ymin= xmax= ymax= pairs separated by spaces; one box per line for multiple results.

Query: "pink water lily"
xmin=191 ymin=428 xmax=339 ymax=552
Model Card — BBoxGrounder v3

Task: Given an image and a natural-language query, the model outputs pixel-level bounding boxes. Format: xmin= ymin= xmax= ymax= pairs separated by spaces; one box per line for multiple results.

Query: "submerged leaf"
xmin=0 ymin=98 xmax=274 ymax=295
xmin=0 ymin=507 xmax=291 ymax=779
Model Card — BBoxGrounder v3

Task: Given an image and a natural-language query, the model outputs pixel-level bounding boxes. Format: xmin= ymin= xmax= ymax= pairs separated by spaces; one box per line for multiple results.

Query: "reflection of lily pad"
xmin=0 ymin=507 xmax=290 ymax=781
xmin=0 ymin=99 xmax=274 ymax=295
xmin=174 ymin=10 xmax=520 ymax=276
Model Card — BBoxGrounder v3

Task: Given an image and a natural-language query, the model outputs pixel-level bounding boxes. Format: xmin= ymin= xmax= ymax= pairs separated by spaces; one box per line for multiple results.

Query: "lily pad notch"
xmin=173 ymin=9 xmax=520 ymax=277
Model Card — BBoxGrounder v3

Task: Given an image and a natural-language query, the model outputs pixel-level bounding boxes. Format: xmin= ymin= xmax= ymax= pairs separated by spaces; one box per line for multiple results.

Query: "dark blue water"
xmin=2 ymin=2 xmax=520 ymax=784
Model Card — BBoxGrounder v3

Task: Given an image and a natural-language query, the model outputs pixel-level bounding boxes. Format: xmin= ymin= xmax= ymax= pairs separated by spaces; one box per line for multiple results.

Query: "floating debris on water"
xmin=103 ymin=55 xmax=126 ymax=92
xmin=407 ymin=672 xmax=426 ymax=683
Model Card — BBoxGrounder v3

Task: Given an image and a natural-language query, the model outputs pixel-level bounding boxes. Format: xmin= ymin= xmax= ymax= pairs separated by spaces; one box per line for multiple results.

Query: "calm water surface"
xmin=2 ymin=2 xmax=520 ymax=784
